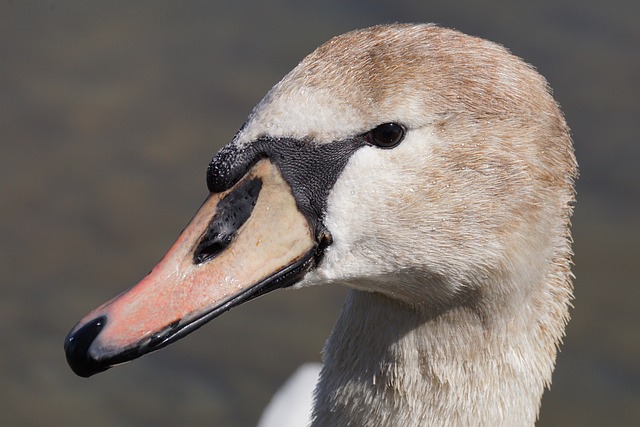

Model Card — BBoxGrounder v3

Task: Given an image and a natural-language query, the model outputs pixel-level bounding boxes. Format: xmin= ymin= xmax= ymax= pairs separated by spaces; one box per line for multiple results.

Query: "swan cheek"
xmin=309 ymin=137 xmax=425 ymax=285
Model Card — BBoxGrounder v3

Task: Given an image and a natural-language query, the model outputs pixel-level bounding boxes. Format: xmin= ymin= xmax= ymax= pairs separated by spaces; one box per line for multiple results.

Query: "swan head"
xmin=65 ymin=24 xmax=576 ymax=377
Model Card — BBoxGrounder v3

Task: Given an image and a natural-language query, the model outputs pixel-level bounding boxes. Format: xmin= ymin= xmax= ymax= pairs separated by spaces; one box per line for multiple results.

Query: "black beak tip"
xmin=64 ymin=316 xmax=109 ymax=378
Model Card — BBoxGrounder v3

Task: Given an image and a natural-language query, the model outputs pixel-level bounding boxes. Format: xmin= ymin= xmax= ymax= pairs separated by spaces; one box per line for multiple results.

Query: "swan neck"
xmin=312 ymin=285 xmax=564 ymax=426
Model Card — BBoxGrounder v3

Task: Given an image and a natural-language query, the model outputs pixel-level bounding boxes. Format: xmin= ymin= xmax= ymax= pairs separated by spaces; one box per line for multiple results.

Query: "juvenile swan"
xmin=65 ymin=24 xmax=577 ymax=426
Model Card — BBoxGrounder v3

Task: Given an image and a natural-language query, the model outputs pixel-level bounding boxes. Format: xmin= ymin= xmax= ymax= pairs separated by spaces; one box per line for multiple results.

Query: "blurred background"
xmin=2 ymin=1 xmax=638 ymax=425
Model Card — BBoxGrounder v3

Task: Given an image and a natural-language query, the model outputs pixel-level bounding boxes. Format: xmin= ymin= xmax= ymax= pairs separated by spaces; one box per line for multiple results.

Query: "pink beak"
xmin=65 ymin=159 xmax=323 ymax=377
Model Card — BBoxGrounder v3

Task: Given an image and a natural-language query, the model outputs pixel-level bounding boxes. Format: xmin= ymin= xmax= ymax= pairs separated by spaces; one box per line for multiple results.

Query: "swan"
xmin=65 ymin=24 xmax=577 ymax=426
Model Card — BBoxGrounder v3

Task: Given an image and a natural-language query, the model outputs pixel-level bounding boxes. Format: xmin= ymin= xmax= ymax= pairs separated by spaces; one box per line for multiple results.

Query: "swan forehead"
xmin=240 ymin=86 xmax=364 ymax=143
xmin=235 ymin=25 xmax=435 ymax=144
xmin=234 ymin=23 xmax=554 ymax=146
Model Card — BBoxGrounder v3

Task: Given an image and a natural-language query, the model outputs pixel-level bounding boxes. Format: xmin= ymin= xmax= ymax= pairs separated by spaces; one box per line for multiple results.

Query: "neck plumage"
xmin=311 ymin=274 xmax=570 ymax=426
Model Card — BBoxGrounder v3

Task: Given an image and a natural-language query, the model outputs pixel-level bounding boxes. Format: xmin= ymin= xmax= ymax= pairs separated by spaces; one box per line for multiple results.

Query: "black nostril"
xmin=194 ymin=233 xmax=233 ymax=264
xmin=194 ymin=177 xmax=262 ymax=264
xmin=64 ymin=316 xmax=108 ymax=378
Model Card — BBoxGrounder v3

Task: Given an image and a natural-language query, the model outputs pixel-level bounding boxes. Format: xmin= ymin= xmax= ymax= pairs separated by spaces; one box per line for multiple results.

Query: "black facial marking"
xmin=207 ymin=136 xmax=367 ymax=238
xmin=193 ymin=177 xmax=262 ymax=264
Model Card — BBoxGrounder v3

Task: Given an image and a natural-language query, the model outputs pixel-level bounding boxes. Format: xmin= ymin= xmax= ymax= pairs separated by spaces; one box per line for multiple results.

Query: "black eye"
xmin=367 ymin=123 xmax=406 ymax=148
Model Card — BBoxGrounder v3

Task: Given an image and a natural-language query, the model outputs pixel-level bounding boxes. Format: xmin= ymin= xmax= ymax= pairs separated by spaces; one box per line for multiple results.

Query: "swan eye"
xmin=367 ymin=123 xmax=405 ymax=148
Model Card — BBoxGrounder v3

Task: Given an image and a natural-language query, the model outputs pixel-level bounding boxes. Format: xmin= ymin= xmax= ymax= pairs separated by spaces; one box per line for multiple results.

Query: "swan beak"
xmin=65 ymin=159 xmax=323 ymax=377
